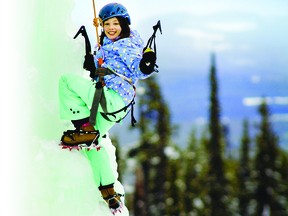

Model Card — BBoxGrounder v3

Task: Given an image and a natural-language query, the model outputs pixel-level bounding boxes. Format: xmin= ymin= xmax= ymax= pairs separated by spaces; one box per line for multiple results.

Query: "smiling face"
xmin=103 ymin=17 xmax=122 ymax=41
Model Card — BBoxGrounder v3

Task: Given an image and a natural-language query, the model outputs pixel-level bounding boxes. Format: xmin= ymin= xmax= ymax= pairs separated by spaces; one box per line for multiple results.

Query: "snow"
xmin=7 ymin=136 xmax=129 ymax=216
xmin=27 ymin=139 xmax=104 ymax=215
xmin=1 ymin=1 xmax=129 ymax=215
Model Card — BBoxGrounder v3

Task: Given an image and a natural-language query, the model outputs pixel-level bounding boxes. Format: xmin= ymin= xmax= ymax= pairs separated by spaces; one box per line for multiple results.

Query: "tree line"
xmin=115 ymin=54 xmax=288 ymax=216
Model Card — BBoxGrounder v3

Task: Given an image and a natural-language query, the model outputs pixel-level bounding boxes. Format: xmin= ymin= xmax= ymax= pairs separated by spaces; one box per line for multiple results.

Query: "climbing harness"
xmin=90 ymin=67 xmax=137 ymax=127
xmin=73 ymin=12 xmax=137 ymax=127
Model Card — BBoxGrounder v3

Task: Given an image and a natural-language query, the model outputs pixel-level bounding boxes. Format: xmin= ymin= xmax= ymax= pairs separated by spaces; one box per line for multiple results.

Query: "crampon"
xmin=59 ymin=128 xmax=100 ymax=151
xmin=99 ymin=186 xmax=124 ymax=215
xmin=106 ymin=194 xmax=124 ymax=215
xmin=59 ymin=142 xmax=101 ymax=151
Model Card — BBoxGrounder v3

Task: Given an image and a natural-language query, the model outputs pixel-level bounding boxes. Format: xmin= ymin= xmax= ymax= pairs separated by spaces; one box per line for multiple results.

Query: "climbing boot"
xmin=99 ymin=185 xmax=123 ymax=214
xmin=61 ymin=123 xmax=99 ymax=146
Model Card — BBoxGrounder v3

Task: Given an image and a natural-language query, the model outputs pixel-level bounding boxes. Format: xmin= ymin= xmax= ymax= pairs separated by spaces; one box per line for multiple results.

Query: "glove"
xmin=139 ymin=48 xmax=156 ymax=74
xmin=83 ymin=54 xmax=96 ymax=79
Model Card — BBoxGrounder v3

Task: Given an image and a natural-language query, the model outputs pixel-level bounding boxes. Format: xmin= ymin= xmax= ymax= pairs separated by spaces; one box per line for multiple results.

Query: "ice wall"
xmin=3 ymin=0 xmax=124 ymax=215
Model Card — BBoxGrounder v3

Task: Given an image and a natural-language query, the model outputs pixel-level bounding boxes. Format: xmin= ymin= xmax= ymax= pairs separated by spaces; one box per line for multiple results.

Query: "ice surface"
xmin=22 ymin=139 xmax=129 ymax=216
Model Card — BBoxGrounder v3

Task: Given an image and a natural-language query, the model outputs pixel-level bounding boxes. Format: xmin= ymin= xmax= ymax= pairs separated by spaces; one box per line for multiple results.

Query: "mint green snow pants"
xmin=59 ymin=74 xmax=127 ymax=187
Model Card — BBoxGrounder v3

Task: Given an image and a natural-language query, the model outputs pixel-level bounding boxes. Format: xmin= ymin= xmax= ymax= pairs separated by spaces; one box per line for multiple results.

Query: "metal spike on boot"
xmin=99 ymin=185 xmax=124 ymax=215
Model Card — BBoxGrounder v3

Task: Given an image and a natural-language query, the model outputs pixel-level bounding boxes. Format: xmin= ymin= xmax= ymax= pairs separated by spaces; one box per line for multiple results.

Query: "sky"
xmin=1 ymin=0 xmax=288 ymax=215
xmin=71 ymin=0 xmax=288 ymax=113
xmin=72 ymin=0 xmax=288 ymax=76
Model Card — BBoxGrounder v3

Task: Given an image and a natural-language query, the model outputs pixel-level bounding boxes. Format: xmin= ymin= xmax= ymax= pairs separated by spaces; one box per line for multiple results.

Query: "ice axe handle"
xmin=144 ymin=20 xmax=162 ymax=53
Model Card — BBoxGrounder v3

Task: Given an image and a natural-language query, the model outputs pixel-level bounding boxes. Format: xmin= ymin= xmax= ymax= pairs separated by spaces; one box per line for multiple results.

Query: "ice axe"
xmin=73 ymin=0 xmax=102 ymax=65
xmin=73 ymin=25 xmax=92 ymax=55
xmin=142 ymin=20 xmax=162 ymax=72
xmin=144 ymin=20 xmax=162 ymax=56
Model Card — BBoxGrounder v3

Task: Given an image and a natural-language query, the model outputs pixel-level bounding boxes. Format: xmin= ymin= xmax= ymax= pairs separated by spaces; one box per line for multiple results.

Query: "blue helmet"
xmin=99 ymin=3 xmax=131 ymax=25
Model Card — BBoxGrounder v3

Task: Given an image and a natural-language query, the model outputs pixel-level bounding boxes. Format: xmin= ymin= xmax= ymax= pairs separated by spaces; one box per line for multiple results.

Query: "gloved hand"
xmin=93 ymin=18 xmax=101 ymax=27
xmin=140 ymin=48 xmax=156 ymax=74
xmin=83 ymin=54 xmax=96 ymax=79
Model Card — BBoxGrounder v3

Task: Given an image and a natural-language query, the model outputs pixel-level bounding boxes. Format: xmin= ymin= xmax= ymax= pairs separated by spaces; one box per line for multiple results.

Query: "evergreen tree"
xmin=183 ymin=130 xmax=198 ymax=214
xmin=206 ymin=53 xmax=229 ymax=215
xmin=222 ymin=123 xmax=232 ymax=158
xmin=237 ymin=119 xmax=252 ymax=215
xmin=182 ymin=129 xmax=208 ymax=215
xmin=165 ymin=145 xmax=183 ymax=215
xmin=133 ymin=165 xmax=146 ymax=216
xmin=276 ymin=149 xmax=288 ymax=212
xmin=253 ymin=99 xmax=286 ymax=215
xmin=128 ymin=76 xmax=172 ymax=216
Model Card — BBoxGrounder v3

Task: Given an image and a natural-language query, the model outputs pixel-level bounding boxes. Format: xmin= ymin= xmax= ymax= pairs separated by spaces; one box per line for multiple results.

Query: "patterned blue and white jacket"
xmin=95 ymin=30 xmax=151 ymax=105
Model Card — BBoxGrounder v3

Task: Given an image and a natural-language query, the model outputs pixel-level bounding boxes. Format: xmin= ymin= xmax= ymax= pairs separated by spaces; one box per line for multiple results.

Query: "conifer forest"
xmin=115 ymin=55 xmax=288 ymax=216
